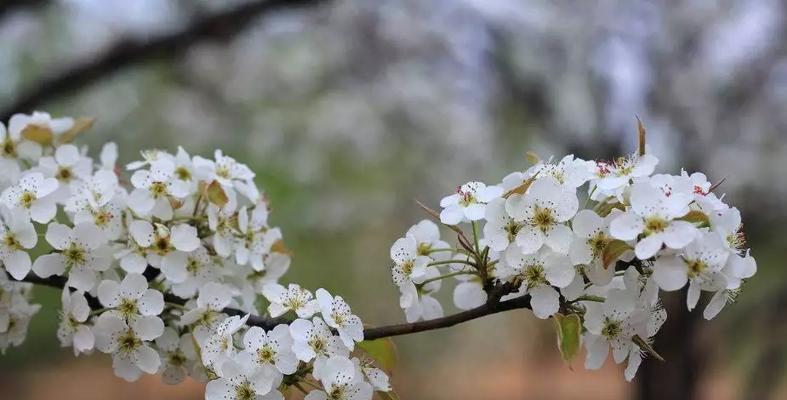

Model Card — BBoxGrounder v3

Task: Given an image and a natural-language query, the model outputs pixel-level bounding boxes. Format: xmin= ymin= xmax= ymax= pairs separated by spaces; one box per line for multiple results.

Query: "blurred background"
xmin=0 ymin=0 xmax=785 ymax=399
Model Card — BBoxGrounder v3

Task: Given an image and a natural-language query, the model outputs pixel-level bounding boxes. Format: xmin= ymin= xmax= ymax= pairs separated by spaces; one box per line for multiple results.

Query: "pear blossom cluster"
xmin=390 ymin=150 xmax=756 ymax=381
xmin=0 ymin=111 xmax=391 ymax=399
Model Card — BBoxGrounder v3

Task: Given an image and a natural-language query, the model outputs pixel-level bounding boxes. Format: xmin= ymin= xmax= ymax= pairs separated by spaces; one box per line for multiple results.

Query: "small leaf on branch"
xmin=21 ymin=124 xmax=53 ymax=145
xmin=602 ymin=239 xmax=632 ymax=269
xmin=525 ymin=151 xmax=541 ymax=165
xmin=503 ymin=171 xmax=540 ymax=198
xmin=206 ymin=180 xmax=229 ymax=207
xmin=58 ymin=117 xmax=96 ymax=144
xmin=379 ymin=390 xmax=402 ymax=400
xmin=357 ymin=338 xmax=398 ymax=372
xmin=636 ymin=115 xmax=646 ymax=156
xmin=678 ymin=210 xmax=709 ymax=225
xmin=270 ymin=239 xmax=292 ymax=256
xmin=595 ymin=201 xmax=625 ymax=217
xmin=553 ymin=313 xmax=582 ymax=366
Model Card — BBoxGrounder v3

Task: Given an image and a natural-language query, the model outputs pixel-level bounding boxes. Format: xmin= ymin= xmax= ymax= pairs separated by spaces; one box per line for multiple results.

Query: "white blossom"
xmin=610 ymin=181 xmax=697 ymax=259
xmin=315 ymin=289 xmax=363 ymax=350
xmin=505 ymin=177 xmax=578 ymax=254
xmin=439 ymin=181 xmax=503 ymax=225
xmin=32 ymin=222 xmax=110 ymax=291
xmin=57 ymin=289 xmax=94 ymax=355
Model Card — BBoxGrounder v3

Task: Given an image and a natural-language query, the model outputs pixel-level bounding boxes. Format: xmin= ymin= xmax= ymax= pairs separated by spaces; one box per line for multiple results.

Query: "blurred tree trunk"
xmin=635 ymin=290 xmax=707 ymax=400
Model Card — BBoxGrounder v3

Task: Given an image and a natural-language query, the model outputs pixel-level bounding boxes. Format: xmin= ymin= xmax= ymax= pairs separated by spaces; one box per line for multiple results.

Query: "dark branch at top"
xmin=0 ymin=0 xmax=48 ymax=22
xmin=0 ymin=0 xmax=328 ymax=121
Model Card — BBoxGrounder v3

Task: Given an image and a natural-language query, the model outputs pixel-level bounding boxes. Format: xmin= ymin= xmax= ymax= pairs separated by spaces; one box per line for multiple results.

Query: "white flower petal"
xmin=530 ymin=286 xmax=560 ymax=319
xmin=134 ymin=344 xmax=161 ymax=374
xmin=139 ymin=289 xmax=164 ymax=316
xmin=652 ymin=256 xmax=688 ymax=291
xmin=171 ymin=224 xmax=200 ymax=252
xmin=131 ymin=316 xmax=165 ymax=341
xmin=32 ymin=253 xmax=65 ymax=277
xmin=609 ymin=212 xmax=643 ymax=241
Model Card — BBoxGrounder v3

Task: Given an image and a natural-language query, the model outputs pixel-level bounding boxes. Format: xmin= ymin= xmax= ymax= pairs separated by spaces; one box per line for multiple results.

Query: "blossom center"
xmin=283 ymin=296 xmax=306 ymax=311
xmin=459 ymin=193 xmax=476 ymax=206
xmin=94 ymin=209 xmax=113 ymax=226
xmin=118 ymin=330 xmax=142 ymax=353
xmin=118 ymin=298 xmax=139 ymax=317
xmin=63 ymin=243 xmax=87 ymax=267
xmin=601 ymin=317 xmax=622 ymax=339
xmin=328 ymin=385 xmax=347 ymax=400
xmin=216 ymin=164 xmax=231 ymax=179
xmin=523 ymin=264 xmax=547 ymax=289
xmin=20 ymin=191 xmax=36 ymax=208
xmin=153 ymin=236 xmax=172 ymax=255
xmin=687 ymin=259 xmax=708 ymax=278
xmin=1 ymin=138 xmax=16 ymax=157
xmin=175 ymin=166 xmax=191 ymax=181
xmin=256 ymin=346 xmax=276 ymax=364
xmin=234 ymin=382 xmax=256 ymax=400
xmin=56 ymin=166 xmax=73 ymax=181
xmin=186 ymin=258 xmax=200 ymax=274
xmin=309 ymin=337 xmax=326 ymax=355
xmin=3 ymin=233 xmax=21 ymax=250
xmin=587 ymin=232 xmax=610 ymax=259
xmin=331 ymin=311 xmax=346 ymax=326
xmin=532 ymin=206 xmax=556 ymax=232
xmin=168 ymin=351 xmax=187 ymax=366
xmin=504 ymin=219 xmax=523 ymax=242
xmin=149 ymin=181 xmax=168 ymax=198
xmin=416 ymin=242 xmax=432 ymax=256
xmin=643 ymin=217 xmax=668 ymax=235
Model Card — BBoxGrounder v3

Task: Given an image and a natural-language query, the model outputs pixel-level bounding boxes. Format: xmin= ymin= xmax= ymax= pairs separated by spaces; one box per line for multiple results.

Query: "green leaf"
xmin=357 ymin=338 xmax=398 ymax=372
xmin=206 ymin=180 xmax=229 ymax=207
xmin=553 ymin=313 xmax=582 ymax=365
xmin=602 ymin=239 xmax=632 ymax=269
xmin=678 ymin=210 xmax=709 ymax=225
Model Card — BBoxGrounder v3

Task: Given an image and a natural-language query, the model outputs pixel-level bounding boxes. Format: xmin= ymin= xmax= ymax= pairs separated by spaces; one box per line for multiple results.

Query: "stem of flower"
xmin=165 ymin=301 xmax=186 ymax=310
xmin=426 ymin=259 xmax=475 ymax=268
xmin=298 ymin=379 xmax=322 ymax=391
xmin=417 ymin=270 xmax=477 ymax=287
xmin=570 ymin=295 xmax=606 ymax=303
xmin=471 ymin=221 xmax=481 ymax=254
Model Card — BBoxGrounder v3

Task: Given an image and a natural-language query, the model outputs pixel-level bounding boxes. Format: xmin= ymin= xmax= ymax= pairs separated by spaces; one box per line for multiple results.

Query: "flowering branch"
xmin=0 ymin=113 xmax=757 ymax=399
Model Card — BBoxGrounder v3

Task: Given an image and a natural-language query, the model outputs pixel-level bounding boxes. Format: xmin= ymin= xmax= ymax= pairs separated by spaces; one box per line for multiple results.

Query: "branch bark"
xmin=19 ymin=273 xmax=532 ymax=341
xmin=0 ymin=0 xmax=328 ymax=121
xmin=0 ymin=0 xmax=48 ymax=22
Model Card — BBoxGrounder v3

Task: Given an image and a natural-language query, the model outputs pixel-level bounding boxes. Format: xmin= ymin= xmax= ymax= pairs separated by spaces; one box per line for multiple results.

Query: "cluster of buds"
xmin=0 ymin=111 xmax=392 ymax=400
xmin=390 ymin=123 xmax=756 ymax=380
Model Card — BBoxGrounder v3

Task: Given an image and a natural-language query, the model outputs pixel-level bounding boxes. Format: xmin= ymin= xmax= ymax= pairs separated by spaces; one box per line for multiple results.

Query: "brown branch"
xmin=0 ymin=0 xmax=328 ymax=121
xmin=19 ymin=273 xmax=532 ymax=341
xmin=363 ymin=294 xmax=532 ymax=340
